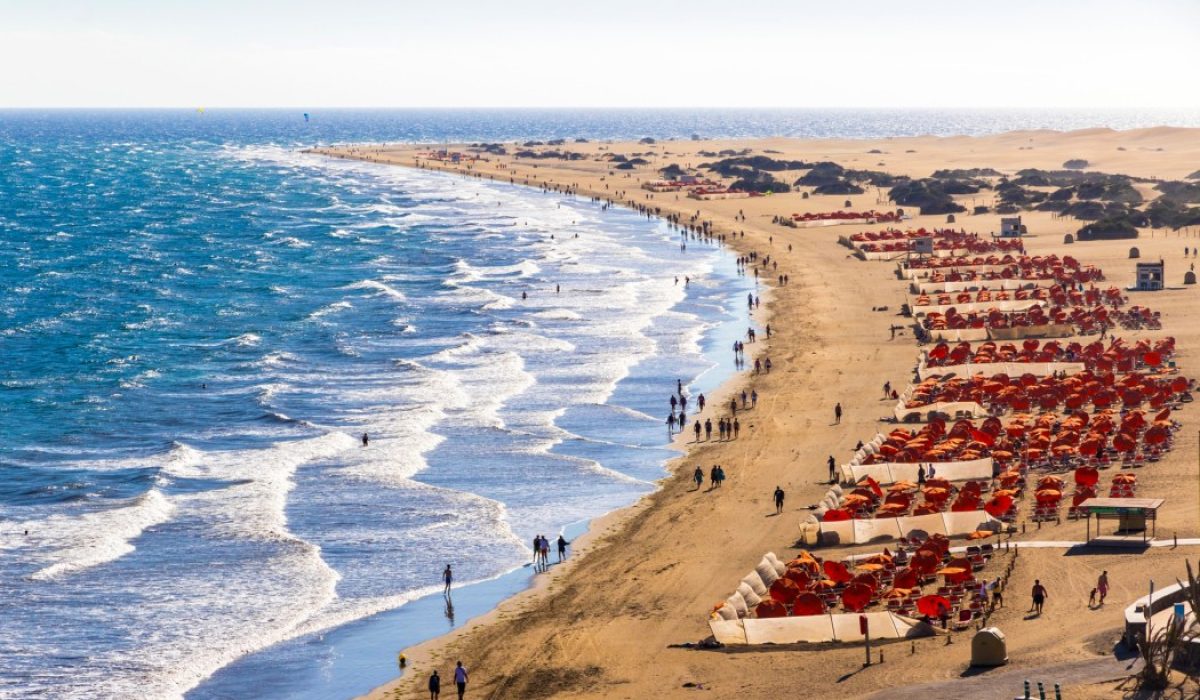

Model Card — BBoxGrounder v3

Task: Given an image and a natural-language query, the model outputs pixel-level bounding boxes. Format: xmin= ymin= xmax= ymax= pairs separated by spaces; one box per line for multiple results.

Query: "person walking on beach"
xmin=540 ymin=536 xmax=550 ymax=564
xmin=828 ymin=455 xmax=837 ymax=483
xmin=751 ymin=390 xmax=758 ymax=408
xmin=693 ymin=420 xmax=701 ymax=442
xmin=532 ymin=536 xmax=543 ymax=567
xmin=557 ymin=534 xmax=569 ymax=562
xmin=730 ymin=397 xmax=738 ymax=416
xmin=428 ymin=670 xmax=441 ymax=700
xmin=834 ymin=403 xmax=842 ymax=424
xmin=704 ymin=419 xmax=712 ymax=441
xmin=741 ymin=390 xmax=748 ymax=408
xmin=718 ymin=419 xmax=726 ymax=441
xmin=709 ymin=465 xmax=719 ymax=489
xmin=1031 ymin=579 xmax=1048 ymax=615
xmin=443 ymin=565 xmax=453 ymax=595
xmin=774 ymin=486 xmax=785 ymax=514
xmin=733 ymin=418 xmax=740 ymax=439
xmin=454 ymin=661 xmax=468 ymax=700
xmin=1097 ymin=571 xmax=1109 ymax=605
xmin=693 ymin=465 xmax=704 ymax=489
xmin=698 ymin=394 xmax=706 ymax=412
xmin=716 ymin=465 xmax=726 ymax=487
xmin=917 ymin=464 xmax=926 ymax=486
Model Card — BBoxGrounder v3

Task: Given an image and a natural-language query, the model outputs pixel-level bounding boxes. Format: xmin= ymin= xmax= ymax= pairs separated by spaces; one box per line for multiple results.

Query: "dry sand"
xmin=310 ymin=127 xmax=1200 ymax=699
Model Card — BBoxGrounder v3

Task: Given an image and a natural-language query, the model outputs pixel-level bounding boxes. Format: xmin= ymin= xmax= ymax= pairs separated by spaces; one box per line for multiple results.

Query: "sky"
xmin=2 ymin=0 xmax=1198 ymax=109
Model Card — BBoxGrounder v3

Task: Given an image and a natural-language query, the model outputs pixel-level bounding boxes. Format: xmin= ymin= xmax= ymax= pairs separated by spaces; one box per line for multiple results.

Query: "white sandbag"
xmin=742 ymin=571 xmax=767 ymax=596
xmin=737 ymin=582 xmax=761 ymax=607
xmin=756 ymin=559 xmax=779 ymax=586
xmin=765 ymin=552 xmax=787 ymax=577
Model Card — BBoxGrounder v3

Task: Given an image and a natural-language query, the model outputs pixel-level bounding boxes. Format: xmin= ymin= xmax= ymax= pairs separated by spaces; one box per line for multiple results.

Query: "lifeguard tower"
xmin=1135 ymin=261 xmax=1165 ymax=291
xmin=998 ymin=216 xmax=1025 ymax=238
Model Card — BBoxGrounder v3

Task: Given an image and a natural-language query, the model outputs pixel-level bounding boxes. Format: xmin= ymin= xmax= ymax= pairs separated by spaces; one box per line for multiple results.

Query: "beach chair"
xmin=952 ymin=609 xmax=974 ymax=630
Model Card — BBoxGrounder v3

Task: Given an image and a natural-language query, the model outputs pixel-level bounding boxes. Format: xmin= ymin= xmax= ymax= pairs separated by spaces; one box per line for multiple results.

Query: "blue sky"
xmin=2 ymin=0 xmax=1198 ymax=108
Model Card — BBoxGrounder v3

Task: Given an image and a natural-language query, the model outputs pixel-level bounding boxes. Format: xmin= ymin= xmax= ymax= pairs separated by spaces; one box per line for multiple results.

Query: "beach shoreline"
xmin=316 ymin=127 xmax=1200 ymax=699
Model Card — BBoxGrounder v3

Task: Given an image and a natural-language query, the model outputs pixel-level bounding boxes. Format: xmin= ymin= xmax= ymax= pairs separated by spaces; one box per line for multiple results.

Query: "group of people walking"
xmin=694 ymin=464 xmax=727 ymax=489
xmin=427 ymin=661 xmax=469 ymax=700
xmin=532 ymin=533 xmax=569 ymax=568
xmin=665 ymin=380 xmax=755 ymax=443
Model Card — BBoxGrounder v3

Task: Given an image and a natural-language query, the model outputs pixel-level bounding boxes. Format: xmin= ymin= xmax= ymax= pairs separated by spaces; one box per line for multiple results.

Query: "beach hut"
xmin=1135 ymin=261 xmax=1164 ymax=291
xmin=971 ymin=627 xmax=1009 ymax=666
xmin=999 ymin=216 xmax=1024 ymax=238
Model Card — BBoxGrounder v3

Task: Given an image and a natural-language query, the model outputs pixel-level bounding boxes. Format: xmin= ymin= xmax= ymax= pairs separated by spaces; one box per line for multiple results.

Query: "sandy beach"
xmin=313 ymin=127 xmax=1200 ymax=700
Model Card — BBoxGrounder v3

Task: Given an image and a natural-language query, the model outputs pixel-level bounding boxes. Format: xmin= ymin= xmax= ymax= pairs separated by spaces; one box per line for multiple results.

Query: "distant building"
xmin=1135 ymin=261 xmax=1164 ymax=291
xmin=999 ymin=216 xmax=1025 ymax=238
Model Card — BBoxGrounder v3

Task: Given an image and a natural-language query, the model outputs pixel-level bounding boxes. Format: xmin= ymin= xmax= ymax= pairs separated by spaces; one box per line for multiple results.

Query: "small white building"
xmin=1135 ymin=261 xmax=1164 ymax=291
xmin=999 ymin=216 xmax=1024 ymax=238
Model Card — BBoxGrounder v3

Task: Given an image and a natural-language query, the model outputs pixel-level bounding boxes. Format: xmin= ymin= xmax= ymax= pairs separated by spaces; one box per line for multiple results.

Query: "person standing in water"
xmin=443 ymin=564 xmax=453 ymax=595
xmin=362 ymin=432 xmax=369 ymax=447
xmin=557 ymin=534 xmax=569 ymax=562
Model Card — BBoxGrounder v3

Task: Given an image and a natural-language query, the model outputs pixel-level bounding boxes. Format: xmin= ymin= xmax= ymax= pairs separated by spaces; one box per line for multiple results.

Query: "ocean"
xmin=1 ymin=108 xmax=1197 ymax=700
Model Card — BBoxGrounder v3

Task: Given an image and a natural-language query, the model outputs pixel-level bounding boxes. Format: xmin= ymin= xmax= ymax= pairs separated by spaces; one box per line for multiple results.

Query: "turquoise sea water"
xmin=1 ymin=109 xmax=1197 ymax=699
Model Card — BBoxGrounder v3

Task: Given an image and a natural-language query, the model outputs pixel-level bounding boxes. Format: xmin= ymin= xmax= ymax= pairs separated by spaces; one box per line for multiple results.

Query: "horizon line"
xmin=3 ymin=105 xmax=1200 ymax=112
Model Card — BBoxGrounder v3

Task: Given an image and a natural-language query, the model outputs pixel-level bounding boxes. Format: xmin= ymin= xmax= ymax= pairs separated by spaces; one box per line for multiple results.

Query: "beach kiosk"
xmin=910 ymin=236 xmax=934 ymax=258
xmin=1135 ymin=261 xmax=1165 ymax=291
xmin=998 ymin=216 xmax=1025 ymax=238
xmin=1079 ymin=497 xmax=1164 ymax=544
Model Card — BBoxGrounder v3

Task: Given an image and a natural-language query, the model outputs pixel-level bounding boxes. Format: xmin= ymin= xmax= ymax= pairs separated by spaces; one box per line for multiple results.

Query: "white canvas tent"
xmin=709 ymin=611 xmax=934 ymax=645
